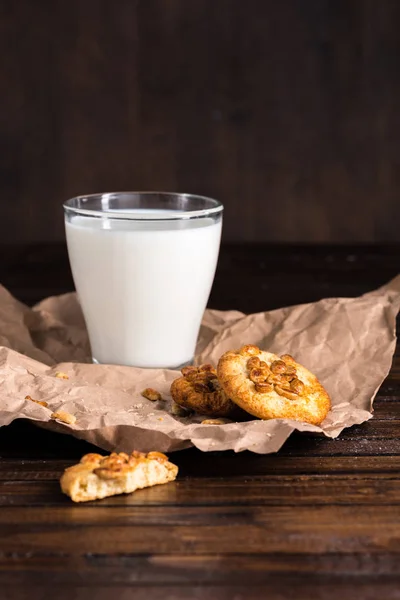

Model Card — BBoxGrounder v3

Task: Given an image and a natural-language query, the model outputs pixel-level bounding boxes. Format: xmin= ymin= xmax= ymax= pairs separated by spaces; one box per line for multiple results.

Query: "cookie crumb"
xmin=55 ymin=372 xmax=69 ymax=380
xmin=171 ymin=402 xmax=192 ymax=417
xmin=51 ymin=410 xmax=76 ymax=425
xmin=25 ymin=395 xmax=48 ymax=408
xmin=201 ymin=418 xmax=230 ymax=425
xmin=141 ymin=388 xmax=162 ymax=402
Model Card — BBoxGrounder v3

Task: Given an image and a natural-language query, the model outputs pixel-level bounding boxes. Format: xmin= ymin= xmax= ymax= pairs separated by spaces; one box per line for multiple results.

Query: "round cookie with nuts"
xmin=217 ymin=345 xmax=331 ymax=425
xmin=170 ymin=364 xmax=238 ymax=417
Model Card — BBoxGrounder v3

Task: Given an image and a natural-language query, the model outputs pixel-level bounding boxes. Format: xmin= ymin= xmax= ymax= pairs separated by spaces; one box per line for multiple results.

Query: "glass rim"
xmin=63 ymin=191 xmax=223 ymax=221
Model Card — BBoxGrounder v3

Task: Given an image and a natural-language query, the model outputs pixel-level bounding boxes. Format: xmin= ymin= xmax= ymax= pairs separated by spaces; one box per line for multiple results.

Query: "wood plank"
xmin=1 ymin=474 xmax=400 ymax=507
xmin=173 ymin=450 xmax=400 ymax=478
xmin=1 ymin=242 xmax=400 ymax=310
xmin=3 ymin=2 xmax=400 ymax=244
xmin=3 ymin=581 xmax=400 ymax=600
xmin=0 ymin=505 xmax=399 ymax=555
xmin=370 ymin=402 xmax=400 ymax=420
xmin=0 ymin=434 xmax=398 ymax=459
xmin=1 ymin=454 xmax=400 ymax=479
xmin=318 ymin=419 xmax=400 ymax=438
xmin=278 ymin=435 xmax=400 ymax=457
xmin=1 ymin=552 xmax=400 ymax=583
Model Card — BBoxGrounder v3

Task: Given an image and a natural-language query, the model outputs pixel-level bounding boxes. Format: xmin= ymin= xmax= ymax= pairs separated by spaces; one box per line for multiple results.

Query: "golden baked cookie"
xmin=217 ymin=345 xmax=331 ymax=425
xmin=170 ymin=364 xmax=237 ymax=417
xmin=60 ymin=451 xmax=178 ymax=502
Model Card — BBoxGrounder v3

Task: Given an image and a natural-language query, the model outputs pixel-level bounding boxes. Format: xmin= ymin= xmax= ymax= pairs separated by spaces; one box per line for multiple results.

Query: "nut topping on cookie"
xmin=245 ymin=354 xmax=305 ymax=394
xmin=239 ymin=344 xmax=260 ymax=356
xmin=270 ymin=360 xmax=287 ymax=374
xmin=290 ymin=378 xmax=305 ymax=394
xmin=181 ymin=366 xmax=198 ymax=377
xmin=274 ymin=385 xmax=300 ymax=401
xmin=247 ymin=356 xmax=261 ymax=369
xmin=249 ymin=368 xmax=269 ymax=383
xmin=255 ymin=382 xmax=273 ymax=393
xmin=280 ymin=354 xmax=295 ymax=362
xmin=146 ymin=451 xmax=168 ymax=462
xmin=199 ymin=364 xmax=214 ymax=372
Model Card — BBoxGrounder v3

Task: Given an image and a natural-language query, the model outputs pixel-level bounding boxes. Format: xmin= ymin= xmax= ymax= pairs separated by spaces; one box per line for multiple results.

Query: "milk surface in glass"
xmin=65 ymin=210 xmax=222 ymax=368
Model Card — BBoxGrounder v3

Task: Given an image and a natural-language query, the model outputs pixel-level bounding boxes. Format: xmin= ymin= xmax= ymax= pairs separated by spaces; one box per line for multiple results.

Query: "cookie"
xmin=170 ymin=364 xmax=238 ymax=417
xmin=217 ymin=345 xmax=331 ymax=425
xmin=60 ymin=451 xmax=178 ymax=502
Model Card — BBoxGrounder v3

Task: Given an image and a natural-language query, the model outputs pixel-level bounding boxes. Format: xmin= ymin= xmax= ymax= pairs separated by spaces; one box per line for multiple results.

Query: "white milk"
xmin=65 ymin=212 xmax=222 ymax=368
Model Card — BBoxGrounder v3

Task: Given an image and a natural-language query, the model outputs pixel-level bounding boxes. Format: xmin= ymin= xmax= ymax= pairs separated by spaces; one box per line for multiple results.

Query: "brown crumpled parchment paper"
xmin=0 ymin=277 xmax=399 ymax=454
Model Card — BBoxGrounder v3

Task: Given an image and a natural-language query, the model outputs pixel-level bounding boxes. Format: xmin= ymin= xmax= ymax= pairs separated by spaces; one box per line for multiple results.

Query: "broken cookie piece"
xmin=51 ymin=410 xmax=76 ymax=425
xmin=201 ymin=418 xmax=231 ymax=425
xmin=25 ymin=395 xmax=48 ymax=408
xmin=55 ymin=372 xmax=69 ymax=380
xmin=60 ymin=450 xmax=178 ymax=502
xmin=141 ymin=388 xmax=163 ymax=402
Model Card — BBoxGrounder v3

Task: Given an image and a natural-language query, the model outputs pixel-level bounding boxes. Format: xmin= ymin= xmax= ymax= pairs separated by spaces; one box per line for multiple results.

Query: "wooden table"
xmin=1 ymin=244 xmax=400 ymax=600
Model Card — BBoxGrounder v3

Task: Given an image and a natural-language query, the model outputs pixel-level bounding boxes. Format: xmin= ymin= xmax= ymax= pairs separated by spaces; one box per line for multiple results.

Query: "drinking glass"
xmin=63 ymin=192 xmax=223 ymax=368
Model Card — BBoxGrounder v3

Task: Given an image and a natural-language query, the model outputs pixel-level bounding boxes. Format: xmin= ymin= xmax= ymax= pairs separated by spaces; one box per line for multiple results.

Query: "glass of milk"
xmin=63 ymin=192 xmax=223 ymax=369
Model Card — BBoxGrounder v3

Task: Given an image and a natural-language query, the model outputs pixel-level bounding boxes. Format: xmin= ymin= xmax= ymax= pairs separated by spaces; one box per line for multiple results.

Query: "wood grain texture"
xmin=2 ymin=582 xmax=400 ymax=600
xmin=1 ymin=1 xmax=400 ymax=244
xmin=2 ymin=474 xmax=400 ymax=507
xmin=0 ymin=504 xmax=399 ymax=556
xmin=1 ymin=243 xmax=400 ymax=599
xmin=1 ymin=242 xmax=400 ymax=309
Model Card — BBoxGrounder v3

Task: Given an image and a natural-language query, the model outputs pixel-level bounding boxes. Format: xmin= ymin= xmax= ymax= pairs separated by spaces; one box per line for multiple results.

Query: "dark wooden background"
xmin=2 ymin=0 xmax=400 ymax=244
